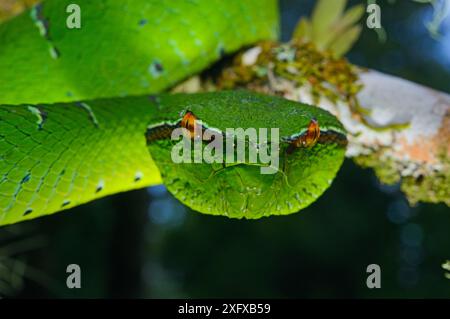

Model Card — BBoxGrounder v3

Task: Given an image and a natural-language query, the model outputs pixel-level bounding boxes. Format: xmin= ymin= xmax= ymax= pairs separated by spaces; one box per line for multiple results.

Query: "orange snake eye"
xmin=180 ymin=111 xmax=201 ymax=139
xmin=287 ymin=118 xmax=320 ymax=154
xmin=302 ymin=118 xmax=320 ymax=147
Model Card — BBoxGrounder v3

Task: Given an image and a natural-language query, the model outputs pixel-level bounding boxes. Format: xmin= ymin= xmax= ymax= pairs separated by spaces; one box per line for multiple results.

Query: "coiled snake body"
xmin=0 ymin=0 xmax=346 ymax=225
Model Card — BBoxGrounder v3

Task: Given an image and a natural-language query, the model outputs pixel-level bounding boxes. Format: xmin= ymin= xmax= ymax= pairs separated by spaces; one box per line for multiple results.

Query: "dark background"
xmin=1 ymin=0 xmax=449 ymax=298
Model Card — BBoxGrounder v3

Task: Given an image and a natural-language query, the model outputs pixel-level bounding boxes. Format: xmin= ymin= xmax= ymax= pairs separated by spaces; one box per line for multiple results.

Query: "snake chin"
xmin=147 ymin=141 xmax=346 ymax=219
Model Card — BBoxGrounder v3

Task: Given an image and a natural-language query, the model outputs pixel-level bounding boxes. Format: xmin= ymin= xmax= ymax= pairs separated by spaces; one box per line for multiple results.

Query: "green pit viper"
xmin=0 ymin=0 xmax=347 ymax=226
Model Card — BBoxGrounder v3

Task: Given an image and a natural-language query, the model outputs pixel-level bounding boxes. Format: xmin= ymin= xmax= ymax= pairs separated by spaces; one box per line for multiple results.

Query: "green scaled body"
xmin=0 ymin=0 xmax=279 ymax=104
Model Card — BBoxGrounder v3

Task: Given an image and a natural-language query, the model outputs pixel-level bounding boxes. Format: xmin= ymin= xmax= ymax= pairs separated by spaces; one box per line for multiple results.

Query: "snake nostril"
xmin=96 ymin=180 xmax=104 ymax=193
xmin=23 ymin=208 xmax=33 ymax=216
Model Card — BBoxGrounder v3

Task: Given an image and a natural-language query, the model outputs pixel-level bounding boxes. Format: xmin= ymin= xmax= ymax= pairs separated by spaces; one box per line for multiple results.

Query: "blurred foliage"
xmin=411 ymin=0 xmax=450 ymax=39
xmin=293 ymin=0 xmax=450 ymax=56
xmin=292 ymin=0 xmax=364 ymax=57
xmin=443 ymin=260 xmax=450 ymax=279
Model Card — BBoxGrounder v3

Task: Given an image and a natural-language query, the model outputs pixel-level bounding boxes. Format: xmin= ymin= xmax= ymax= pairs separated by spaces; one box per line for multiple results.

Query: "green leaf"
xmin=329 ymin=25 xmax=362 ymax=58
xmin=292 ymin=17 xmax=311 ymax=41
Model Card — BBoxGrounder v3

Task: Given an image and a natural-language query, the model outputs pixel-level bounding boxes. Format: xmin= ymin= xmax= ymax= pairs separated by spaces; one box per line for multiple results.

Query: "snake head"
xmin=146 ymin=91 xmax=347 ymax=219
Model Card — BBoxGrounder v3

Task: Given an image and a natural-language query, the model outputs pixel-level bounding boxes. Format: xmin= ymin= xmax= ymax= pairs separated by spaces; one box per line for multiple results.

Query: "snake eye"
xmin=302 ymin=118 xmax=320 ymax=147
xmin=180 ymin=111 xmax=202 ymax=139
xmin=287 ymin=118 xmax=320 ymax=154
